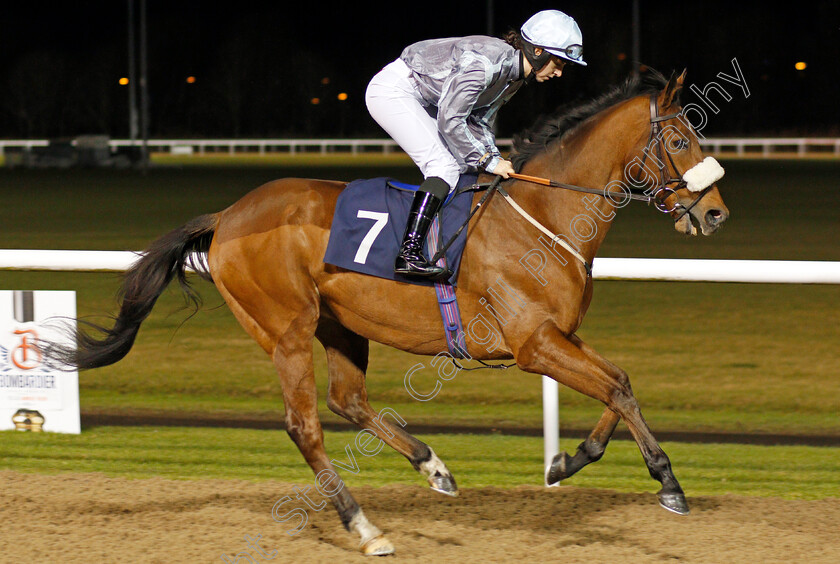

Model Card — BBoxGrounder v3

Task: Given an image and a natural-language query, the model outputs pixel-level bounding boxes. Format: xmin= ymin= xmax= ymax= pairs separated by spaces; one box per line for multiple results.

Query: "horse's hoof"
xmin=361 ymin=535 xmax=396 ymax=556
xmin=429 ymin=472 xmax=459 ymax=497
xmin=545 ymin=451 xmax=573 ymax=485
xmin=658 ymin=492 xmax=690 ymax=515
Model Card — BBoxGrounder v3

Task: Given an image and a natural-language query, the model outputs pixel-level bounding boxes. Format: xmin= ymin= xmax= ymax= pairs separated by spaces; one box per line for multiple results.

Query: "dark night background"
xmin=0 ymin=1 xmax=836 ymax=140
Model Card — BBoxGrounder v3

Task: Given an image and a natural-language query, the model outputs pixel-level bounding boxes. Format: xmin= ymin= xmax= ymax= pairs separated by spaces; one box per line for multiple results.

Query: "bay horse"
xmin=47 ymin=70 xmax=728 ymax=555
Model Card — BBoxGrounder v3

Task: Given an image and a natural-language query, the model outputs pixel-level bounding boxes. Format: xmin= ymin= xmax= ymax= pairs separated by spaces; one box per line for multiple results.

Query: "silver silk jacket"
xmin=400 ymin=35 xmax=524 ymax=173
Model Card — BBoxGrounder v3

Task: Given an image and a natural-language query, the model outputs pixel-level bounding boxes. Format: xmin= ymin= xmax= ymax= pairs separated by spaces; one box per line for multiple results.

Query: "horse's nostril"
xmin=706 ymin=209 xmax=725 ymax=225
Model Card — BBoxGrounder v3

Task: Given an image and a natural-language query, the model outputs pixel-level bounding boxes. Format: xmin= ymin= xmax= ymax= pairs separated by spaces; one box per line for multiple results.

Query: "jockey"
xmin=366 ymin=9 xmax=586 ymax=279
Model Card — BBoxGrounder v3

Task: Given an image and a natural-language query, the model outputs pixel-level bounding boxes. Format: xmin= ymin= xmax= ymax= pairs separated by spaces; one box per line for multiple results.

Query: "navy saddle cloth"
xmin=323 ymin=174 xmax=477 ymax=286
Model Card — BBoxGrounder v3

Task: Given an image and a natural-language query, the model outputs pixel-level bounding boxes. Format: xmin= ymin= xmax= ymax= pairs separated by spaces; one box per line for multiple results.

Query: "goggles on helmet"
xmin=551 ymin=44 xmax=583 ymax=61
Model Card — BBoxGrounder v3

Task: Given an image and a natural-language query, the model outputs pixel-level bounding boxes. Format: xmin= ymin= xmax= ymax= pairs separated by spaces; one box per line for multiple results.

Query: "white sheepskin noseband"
xmin=683 ymin=157 xmax=725 ymax=192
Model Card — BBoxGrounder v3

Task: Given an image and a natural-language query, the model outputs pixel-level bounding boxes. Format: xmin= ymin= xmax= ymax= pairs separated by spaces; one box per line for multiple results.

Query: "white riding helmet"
xmin=521 ymin=9 xmax=587 ymax=67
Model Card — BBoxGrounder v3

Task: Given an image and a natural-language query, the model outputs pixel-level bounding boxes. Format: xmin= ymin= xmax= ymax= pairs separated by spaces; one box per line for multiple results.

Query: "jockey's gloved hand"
xmin=492 ymin=159 xmax=515 ymax=178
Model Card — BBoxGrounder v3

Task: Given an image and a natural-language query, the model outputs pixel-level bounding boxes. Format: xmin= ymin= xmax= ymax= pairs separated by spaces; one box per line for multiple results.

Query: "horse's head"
xmin=625 ymin=70 xmax=729 ymax=236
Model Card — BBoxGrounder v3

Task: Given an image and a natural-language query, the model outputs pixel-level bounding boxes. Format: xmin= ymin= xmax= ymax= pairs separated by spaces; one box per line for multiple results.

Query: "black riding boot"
xmin=394 ymin=178 xmax=450 ymax=279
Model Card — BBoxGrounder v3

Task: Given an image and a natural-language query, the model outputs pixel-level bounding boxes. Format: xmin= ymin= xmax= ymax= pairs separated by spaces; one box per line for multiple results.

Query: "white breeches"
xmin=365 ymin=59 xmax=461 ymax=191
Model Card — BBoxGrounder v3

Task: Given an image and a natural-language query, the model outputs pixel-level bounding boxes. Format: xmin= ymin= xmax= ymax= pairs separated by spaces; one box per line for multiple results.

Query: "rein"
xmin=429 ymin=176 xmax=501 ymax=265
xmin=430 ymin=176 xmax=592 ymax=277
xmin=505 ymin=93 xmax=716 ymax=228
xmin=431 ymin=95 xmax=718 ymax=277
xmin=507 ymin=172 xmax=653 ymax=203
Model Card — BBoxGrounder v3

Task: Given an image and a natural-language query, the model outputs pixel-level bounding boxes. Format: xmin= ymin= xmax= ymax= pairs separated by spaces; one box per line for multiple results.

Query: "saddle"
xmin=323 ymin=174 xmax=479 ymax=287
xmin=323 ymin=174 xmax=482 ymax=358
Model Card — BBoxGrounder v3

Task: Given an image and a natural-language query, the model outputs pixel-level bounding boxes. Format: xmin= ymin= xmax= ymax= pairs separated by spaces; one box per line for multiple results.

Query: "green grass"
xmin=3 ymin=158 xmax=839 ymax=258
xmin=1 ymin=272 xmax=836 ymax=436
xmin=1 ymin=159 xmax=839 ymax=436
xmin=1 ymin=427 xmax=837 ymax=500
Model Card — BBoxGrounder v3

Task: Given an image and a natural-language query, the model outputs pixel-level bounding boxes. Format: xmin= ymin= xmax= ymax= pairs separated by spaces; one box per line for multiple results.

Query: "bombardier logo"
xmin=9 ymin=328 xmax=42 ymax=370
xmin=1 ymin=327 xmax=51 ymax=377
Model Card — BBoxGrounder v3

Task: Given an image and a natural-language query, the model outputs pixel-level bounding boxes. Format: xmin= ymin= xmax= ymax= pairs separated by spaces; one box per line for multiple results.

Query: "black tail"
xmin=43 ymin=214 xmax=217 ymax=370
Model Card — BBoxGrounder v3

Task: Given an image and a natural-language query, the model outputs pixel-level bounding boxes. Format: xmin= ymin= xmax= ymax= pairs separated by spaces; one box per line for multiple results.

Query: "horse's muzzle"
xmin=674 ymin=201 xmax=729 ymax=236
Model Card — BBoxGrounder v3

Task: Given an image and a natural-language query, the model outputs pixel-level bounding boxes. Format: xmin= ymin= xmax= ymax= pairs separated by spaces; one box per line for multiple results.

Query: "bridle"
xmin=637 ymin=94 xmax=714 ymax=222
xmin=508 ymin=93 xmax=714 ymax=224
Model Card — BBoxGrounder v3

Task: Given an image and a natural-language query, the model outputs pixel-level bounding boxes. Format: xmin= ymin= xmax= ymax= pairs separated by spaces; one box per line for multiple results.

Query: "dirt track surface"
xmin=1 ymin=471 xmax=838 ymax=563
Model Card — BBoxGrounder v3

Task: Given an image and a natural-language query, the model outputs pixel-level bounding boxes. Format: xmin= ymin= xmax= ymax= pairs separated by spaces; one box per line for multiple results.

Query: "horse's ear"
xmin=659 ymin=69 xmax=687 ymax=109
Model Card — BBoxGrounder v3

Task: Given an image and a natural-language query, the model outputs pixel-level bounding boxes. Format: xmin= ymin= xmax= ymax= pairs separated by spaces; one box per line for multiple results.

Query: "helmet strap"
xmin=520 ymin=40 xmax=552 ymax=83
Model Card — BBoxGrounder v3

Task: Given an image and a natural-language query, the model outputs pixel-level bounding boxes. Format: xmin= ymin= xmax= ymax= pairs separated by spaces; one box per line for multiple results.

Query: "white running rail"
xmin=1 ymin=138 xmax=839 ymax=157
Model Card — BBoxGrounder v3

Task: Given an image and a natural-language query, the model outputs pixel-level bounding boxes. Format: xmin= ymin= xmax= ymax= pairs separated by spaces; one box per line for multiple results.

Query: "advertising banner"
xmin=0 ymin=290 xmax=80 ymax=433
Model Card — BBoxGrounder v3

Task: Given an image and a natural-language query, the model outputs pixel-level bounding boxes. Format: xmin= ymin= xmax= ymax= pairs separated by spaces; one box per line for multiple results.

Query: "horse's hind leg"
xmin=271 ymin=320 xmax=394 ymax=555
xmin=518 ymin=322 xmax=689 ymax=515
xmin=547 ymin=334 xmax=622 ymax=484
xmin=215 ymin=282 xmax=394 ymax=555
xmin=316 ymin=318 xmax=458 ymax=496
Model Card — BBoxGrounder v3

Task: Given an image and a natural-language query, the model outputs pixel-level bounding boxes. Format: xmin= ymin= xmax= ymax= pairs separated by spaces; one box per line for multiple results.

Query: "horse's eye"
xmin=671 ymin=138 xmax=689 ymax=151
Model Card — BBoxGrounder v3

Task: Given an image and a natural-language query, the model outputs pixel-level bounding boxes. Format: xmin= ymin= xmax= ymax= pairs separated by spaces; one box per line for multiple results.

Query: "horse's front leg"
xmin=546 ymin=334 xmax=623 ymax=484
xmin=517 ymin=321 xmax=689 ymax=515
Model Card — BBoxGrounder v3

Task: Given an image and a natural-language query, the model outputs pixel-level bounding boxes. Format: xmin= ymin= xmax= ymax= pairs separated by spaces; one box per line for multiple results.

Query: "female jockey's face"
xmin=535 ymin=56 xmax=566 ymax=82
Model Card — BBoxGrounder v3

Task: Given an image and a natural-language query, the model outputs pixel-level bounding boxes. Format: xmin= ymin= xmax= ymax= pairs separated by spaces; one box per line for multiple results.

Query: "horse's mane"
xmin=511 ymin=69 xmax=670 ymax=171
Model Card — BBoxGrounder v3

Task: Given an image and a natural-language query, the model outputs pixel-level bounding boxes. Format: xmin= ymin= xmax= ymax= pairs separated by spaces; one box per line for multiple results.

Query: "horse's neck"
xmin=514 ymin=114 xmax=632 ymax=262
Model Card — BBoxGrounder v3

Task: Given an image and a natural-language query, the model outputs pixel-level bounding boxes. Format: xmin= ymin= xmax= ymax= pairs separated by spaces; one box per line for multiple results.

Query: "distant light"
xmin=186 ymin=76 xmax=196 ymax=84
xmin=337 ymin=92 xmax=348 ymax=101
xmin=119 ymin=77 xmax=129 ymax=86
xmin=795 ymin=61 xmax=807 ymax=71
xmin=311 ymin=97 xmax=321 ymax=105
xmin=321 ymin=77 xmax=330 ymax=85
xmin=617 ymin=53 xmax=627 ymax=61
